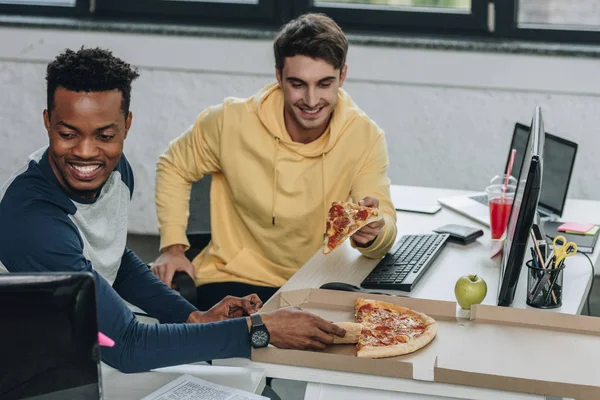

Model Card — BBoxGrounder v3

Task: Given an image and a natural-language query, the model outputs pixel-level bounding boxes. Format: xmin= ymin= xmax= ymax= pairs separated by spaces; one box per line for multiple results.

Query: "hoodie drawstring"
xmin=271 ymin=137 xmax=327 ymax=229
xmin=272 ymin=137 xmax=280 ymax=225
xmin=322 ymin=152 xmax=327 ymax=235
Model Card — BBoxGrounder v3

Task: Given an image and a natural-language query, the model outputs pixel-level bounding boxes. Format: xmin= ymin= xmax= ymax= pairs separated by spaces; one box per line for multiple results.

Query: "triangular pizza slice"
xmin=332 ymin=298 xmax=438 ymax=359
xmin=323 ymin=201 xmax=382 ymax=254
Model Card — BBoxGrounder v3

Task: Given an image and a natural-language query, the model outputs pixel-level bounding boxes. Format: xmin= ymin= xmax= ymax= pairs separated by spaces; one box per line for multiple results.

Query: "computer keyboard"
xmin=361 ymin=233 xmax=450 ymax=292
xmin=469 ymin=193 xmax=488 ymax=206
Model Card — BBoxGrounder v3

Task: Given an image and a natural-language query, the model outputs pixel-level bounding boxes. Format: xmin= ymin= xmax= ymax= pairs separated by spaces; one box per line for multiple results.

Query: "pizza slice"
xmin=333 ymin=298 xmax=438 ymax=359
xmin=323 ymin=201 xmax=382 ymax=254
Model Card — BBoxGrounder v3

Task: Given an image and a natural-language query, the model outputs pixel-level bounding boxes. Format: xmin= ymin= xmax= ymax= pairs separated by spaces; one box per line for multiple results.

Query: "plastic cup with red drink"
xmin=486 ymin=174 xmax=517 ymax=241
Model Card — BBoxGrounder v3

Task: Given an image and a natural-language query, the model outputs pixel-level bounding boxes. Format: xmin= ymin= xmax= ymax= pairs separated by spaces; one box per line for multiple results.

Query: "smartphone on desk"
xmin=394 ymin=204 xmax=442 ymax=215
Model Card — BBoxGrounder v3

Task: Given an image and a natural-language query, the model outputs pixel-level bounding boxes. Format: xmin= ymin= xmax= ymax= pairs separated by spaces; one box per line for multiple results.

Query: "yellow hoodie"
xmin=156 ymin=83 xmax=397 ymax=288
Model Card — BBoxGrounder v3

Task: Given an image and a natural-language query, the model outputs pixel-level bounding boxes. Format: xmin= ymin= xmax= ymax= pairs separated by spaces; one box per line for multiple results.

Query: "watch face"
xmin=251 ymin=330 xmax=269 ymax=347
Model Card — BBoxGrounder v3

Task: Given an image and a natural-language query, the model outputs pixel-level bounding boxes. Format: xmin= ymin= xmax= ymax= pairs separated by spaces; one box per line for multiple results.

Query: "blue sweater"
xmin=0 ymin=148 xmax=250 ymax=373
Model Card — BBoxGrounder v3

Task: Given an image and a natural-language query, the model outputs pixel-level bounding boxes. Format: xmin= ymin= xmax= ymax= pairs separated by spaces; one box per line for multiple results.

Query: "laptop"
xmin=438 ymin=123 xmax=578 ymax=227
xmin=0 ymin=272 xmax=102 ymax=400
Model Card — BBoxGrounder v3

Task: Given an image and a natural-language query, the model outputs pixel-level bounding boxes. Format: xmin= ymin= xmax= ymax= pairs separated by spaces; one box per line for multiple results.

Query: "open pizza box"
xmin=254 ymin=288 xmax=600 ymax=399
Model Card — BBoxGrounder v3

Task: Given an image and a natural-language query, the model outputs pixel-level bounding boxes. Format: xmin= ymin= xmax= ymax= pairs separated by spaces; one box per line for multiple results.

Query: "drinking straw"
xmin=503 ymin=149 xmax=517 ymax=197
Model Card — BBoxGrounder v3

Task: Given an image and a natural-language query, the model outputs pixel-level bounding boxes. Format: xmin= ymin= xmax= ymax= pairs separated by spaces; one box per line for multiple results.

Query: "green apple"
xmin=454 ymin=274 xmax=487 ymax=310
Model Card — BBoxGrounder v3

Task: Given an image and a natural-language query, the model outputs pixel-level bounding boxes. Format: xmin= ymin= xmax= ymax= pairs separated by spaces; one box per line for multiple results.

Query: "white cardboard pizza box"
xmin=254 ymin=289 xmax=600 ymax=399
xmin=434 ymin=304 xmax=600 ymax=400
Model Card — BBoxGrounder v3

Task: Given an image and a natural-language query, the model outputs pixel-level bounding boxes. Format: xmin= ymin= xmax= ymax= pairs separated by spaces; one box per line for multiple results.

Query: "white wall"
xmin=1 ymin=26 xmax=599 ymax=234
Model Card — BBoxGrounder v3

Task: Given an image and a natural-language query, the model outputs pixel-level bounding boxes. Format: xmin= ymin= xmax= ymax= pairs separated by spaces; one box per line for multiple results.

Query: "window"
xmin=518 ymin=0 xmax=600 ymax=28
xmin=1 ymin=0 xmax=600 ymax=46
xmin=294 ymin=0 xmax=489 ymax=36
xmin=0 ymin=0 xmax=75 ymax=4
xmin=92 ymin=0 xmax=278 ymax=28
xmin=0 ymin=0 xmax=86 ymax=16
xmin=495 ymin=0 xmax=600 ymax=44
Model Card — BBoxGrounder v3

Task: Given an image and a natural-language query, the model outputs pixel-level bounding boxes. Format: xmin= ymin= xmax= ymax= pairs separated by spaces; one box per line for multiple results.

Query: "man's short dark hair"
xmin=46 ymin=47 xmax=140 ymax=116
xmin=274 ymin=13 xmax=348 ymax=73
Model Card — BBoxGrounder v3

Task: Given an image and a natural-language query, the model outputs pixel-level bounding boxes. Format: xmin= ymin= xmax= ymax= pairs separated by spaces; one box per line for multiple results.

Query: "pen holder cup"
xmin=526 ymin=259 xmax=565 ymax=309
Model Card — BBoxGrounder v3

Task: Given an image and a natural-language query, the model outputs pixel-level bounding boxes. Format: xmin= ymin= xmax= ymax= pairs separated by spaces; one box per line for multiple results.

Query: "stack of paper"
xmin=141 ymin=374 xmax=267 ymax=400
xmin=558 ymin=222 xmax=599 ymax=236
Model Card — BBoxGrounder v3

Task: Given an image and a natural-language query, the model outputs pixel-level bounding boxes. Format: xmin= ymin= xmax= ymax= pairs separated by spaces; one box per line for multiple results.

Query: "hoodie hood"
xmin=254 ymin=82 xmax=360 ymax=158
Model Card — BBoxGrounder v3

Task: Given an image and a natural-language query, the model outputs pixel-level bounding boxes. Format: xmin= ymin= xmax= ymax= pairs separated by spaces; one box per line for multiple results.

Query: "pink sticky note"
xmin=557 ymin=222 xmax=594 ymax=234
xmin=98 ymin=332 xmax=115 ymax=347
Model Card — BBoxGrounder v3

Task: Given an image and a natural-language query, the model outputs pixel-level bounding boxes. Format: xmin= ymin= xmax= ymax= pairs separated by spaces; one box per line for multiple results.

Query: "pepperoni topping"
xmin=329 ymin=204 xmax=345 ymax=219
xmin=356 ymin=209 xmax=369 ymax=221
xmin=362 ymin=328 xmax=375 ymax=337
xmin=326 ymin=221 xmax=331 ymax=232
xmin=375 ymin=325 xmax=391 ymax=332
xmin=327 ymin=235 xmax=338 ymax=248
xmin=358 ymin=304 xmax=374 ymax=313
xmin=333 ymin=217 xmax=350 ymax=232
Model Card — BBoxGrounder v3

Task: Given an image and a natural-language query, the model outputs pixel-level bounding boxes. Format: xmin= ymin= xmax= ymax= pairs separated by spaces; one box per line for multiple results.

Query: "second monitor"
xmin=497 ymin=107 xmax=545 ymax=307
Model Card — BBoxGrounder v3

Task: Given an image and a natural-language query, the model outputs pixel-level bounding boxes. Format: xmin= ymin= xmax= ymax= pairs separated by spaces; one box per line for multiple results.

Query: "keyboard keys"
xmin=361 ymin=234 xmax=449 ymax=292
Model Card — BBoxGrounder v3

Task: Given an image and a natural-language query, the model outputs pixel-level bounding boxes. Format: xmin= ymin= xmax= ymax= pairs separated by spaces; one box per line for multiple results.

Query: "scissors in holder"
xmin=552 ymin=235 xmax=578 ymax=268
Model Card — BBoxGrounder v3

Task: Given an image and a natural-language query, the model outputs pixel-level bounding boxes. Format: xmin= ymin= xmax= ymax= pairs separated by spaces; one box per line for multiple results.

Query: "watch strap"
xmin=250 ymin=313 xmax=263 ymax=328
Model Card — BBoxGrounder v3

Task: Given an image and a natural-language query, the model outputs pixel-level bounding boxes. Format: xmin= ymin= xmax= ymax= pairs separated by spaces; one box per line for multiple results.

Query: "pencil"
xmin=531 ymin=231 xmax=545 ymax=266
xmin=530 ymin=231 xmax=557 ymax=305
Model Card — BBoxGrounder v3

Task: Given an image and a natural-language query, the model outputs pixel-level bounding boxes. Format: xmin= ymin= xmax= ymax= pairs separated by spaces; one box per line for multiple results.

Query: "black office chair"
xmin=171 ymin=175 xmax=213 ymax=308
xmin=157 ymin=176 xmax=280 ymax=400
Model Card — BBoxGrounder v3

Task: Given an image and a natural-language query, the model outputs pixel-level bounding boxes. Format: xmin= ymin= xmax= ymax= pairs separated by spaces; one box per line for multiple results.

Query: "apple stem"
xmin=471 ymin=275 xmax=478 ymax=282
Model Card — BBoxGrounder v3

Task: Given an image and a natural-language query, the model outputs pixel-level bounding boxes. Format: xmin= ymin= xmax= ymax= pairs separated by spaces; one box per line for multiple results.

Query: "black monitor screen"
xmin=498 ymin=109 xmax=544 ymax=307
xmin=0 ymin=273 xmax=100 ymax=400
xmin=508 ymin=124 xmax=577 ymax=217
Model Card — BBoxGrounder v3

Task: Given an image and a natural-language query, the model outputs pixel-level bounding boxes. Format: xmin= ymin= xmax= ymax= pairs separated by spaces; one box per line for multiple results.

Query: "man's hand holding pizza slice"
xmin=351 ymin=196 xmax=385 ymax=248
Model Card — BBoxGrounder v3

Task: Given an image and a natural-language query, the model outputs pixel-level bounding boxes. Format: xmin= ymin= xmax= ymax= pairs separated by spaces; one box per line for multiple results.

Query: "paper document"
xmin=141 ymin=374 xmax=267 ymax=400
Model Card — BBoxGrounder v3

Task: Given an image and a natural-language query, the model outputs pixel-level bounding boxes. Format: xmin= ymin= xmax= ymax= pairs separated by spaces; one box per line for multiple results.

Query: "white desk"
xmin=101 ymin=362 xmax=266 ymax=399
xmin=215 ymin=185 xmax=599 ymax=400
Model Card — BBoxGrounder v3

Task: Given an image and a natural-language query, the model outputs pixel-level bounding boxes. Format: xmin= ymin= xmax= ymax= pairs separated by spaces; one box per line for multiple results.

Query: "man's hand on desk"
xmin=352 ymin=196 xmax=385 ymax=248
xmin=151 ymin=244 xmax=195 ymax=289
xmin=261 ymin=307 xmax=346 ymax=350
xmin=187 ymin=294 xmax=263 ymax=323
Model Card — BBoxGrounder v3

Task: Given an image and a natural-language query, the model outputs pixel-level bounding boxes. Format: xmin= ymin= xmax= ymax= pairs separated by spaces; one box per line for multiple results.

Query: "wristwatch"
xmin=249 ymin=313 xmax=270 ymax=348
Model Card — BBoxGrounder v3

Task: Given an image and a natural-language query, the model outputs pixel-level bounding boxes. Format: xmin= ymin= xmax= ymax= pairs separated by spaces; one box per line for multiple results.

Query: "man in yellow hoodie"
xmin=151 ymin=13 xmax=397 ymax=310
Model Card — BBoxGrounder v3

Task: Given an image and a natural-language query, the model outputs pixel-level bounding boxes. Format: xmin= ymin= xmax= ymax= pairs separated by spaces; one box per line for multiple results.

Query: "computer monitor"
xmin=0 ymin=272 xmax=101 ymax=400
xmin=505 ymin=123 xmax=577 ymax=219
xmin=498 ymin=107 xmax=545 ymax=307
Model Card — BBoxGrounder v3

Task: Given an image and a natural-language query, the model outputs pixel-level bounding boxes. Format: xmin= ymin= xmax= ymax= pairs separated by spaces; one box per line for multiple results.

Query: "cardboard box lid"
xmin=255 ymin=289 xmax=457 ymax=381
xmin=257 ymin=289 xmax=600 ymax=399
xmin=434 ymin=304 xmax=600 ymax=399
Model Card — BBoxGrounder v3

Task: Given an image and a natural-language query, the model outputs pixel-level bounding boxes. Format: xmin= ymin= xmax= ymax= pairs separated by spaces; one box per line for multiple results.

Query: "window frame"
xmin=2 ymin=0 xmax=600 ymax=47
xmin=92 ymin=0 xmax=281 ymax=28
xmin=494 ymin=0 xmax=600 ymax=45
xmin=0 ymin=0 xmax=90 ymax=17
xmin=291 ymin=0 xmax=491 ymax=36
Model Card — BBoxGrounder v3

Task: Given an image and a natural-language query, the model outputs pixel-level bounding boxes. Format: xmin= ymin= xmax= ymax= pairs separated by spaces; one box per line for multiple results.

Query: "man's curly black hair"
xmin=46 ymin=47 xmax=140 ymax=116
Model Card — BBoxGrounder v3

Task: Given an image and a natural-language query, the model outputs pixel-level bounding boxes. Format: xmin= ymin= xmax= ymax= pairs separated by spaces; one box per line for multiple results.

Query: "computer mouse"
xmin=319 ymin=282 xmax=367 ymax=293
xmin=319 ymin=282 xmax=404 ymax=297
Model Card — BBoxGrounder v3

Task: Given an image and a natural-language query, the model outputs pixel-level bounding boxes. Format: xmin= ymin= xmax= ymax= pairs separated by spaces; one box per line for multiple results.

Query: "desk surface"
xmin=280 ymin=185 xmax=598 ymax=315
xmin=216 ymin=184 xmax=598 ymax=400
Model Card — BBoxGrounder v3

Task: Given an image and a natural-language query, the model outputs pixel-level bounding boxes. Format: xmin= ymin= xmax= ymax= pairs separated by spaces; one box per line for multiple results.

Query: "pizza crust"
xmin=332 ymin=322 xmax=362 ymax=344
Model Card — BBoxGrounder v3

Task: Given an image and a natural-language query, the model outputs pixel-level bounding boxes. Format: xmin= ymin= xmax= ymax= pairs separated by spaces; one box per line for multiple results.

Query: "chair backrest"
xmin=187 ymin=175 xmax=212 ymax=235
